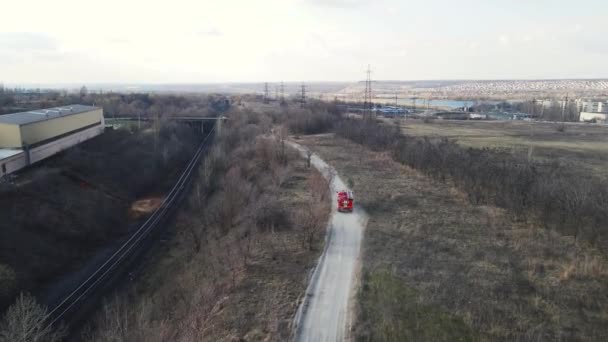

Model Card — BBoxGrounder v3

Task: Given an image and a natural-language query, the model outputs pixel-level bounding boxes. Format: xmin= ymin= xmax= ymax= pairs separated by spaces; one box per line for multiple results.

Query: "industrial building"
xmin=577 ymin=100 xmax=608 ymax=113
xmin=0 ymin=105 xmax=104 ymax=177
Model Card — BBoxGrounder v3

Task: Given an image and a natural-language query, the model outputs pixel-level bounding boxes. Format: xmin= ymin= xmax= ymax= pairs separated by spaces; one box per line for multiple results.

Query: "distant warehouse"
xmin=0 ymin=105 xmax=104 ymax=177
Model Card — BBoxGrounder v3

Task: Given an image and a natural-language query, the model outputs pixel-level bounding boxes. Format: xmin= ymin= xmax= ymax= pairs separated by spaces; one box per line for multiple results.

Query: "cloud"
xmin=303 ymin=0 xmax=368 ymax=9
xmin=0 ymin=32 xmax=62 ymax=63
xmin=499 ymin=34 xmax=510 ymax=46
xmin=0 ymin=32 xmax=58 ymax=51
xmin=106 ymin=37 xmax=131 ymax=45
xmin=197 ymin=28 xmax=223 ymax=37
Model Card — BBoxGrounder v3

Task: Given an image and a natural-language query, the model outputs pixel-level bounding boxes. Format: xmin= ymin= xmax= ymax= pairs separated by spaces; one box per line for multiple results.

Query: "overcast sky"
xmin=1 ymin=0 xmax=607 ymax=84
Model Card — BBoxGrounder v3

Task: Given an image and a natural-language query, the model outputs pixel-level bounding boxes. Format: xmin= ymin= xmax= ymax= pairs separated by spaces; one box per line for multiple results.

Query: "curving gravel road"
xmin=289 ymin=140 xmax=367 ymax=342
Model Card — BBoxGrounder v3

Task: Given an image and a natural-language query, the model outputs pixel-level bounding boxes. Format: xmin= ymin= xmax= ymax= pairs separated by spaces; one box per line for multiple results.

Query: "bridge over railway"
xmin=105 ymin=115 xmax=227 ymax=134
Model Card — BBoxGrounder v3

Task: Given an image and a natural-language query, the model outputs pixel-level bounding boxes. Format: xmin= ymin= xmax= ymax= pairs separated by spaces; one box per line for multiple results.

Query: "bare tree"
xmin=298 ymin=171 xmax=330 ymax=250
xmin=306 ymin=150 xmax=313 ymax=168
xmin=0 ymin=265 xmax=15 ymax=299
xmin=276 ymin=126 xmax=289 ymax=165
xmin=0 ymin=293 xmax=65 ymax=342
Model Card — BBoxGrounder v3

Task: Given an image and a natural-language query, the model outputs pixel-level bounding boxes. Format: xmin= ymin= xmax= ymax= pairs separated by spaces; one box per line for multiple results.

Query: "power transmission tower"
xmin=363 ymin=64 xmax=373 ymax=119
xmin=300 ymin=83 xmax=306 ymax=107
xmin=264 ymin=82 xmax=270 ymax=104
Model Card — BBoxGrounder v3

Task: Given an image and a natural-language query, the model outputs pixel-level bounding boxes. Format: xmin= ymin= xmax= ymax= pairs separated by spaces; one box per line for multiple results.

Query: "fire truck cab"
xmin=337 ymin=190 xmax=354 ymax=212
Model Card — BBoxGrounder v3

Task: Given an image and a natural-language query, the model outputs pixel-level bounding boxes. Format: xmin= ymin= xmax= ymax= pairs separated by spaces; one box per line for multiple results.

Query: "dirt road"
xmin=289 ymin=140 xmax=367 ymax=342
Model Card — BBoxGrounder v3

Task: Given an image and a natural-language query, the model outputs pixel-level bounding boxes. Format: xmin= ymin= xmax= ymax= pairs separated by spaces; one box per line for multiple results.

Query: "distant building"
xmin=580 ymin=112 xmax=608 ymax=123
xmin=0 ymin=105 xmax=104 ymax=177
xmin=577 ymin=100 xmax=607 ymax=113
xmin=468 ymin=113 xmax=487 ymax=120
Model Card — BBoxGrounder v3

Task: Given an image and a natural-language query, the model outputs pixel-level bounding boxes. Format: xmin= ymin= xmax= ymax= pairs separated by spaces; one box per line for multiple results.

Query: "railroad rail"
xmin=42 ymin=126 xmax=216 ymax=329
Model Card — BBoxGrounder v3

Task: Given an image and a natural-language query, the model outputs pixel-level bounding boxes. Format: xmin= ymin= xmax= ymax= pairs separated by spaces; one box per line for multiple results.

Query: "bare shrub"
xmin=216 ymin=166 xmax=251 ymax=233
xmin=306 ymin=150 xmax=313 ymax=168
xmin=297 ymin=171 xmax=330 ymax=250
xmin=0 ymin=265 xmax=15 ymax=301
xmin=256 ymin=195 xmax=289 ymax=232
xmin=560 ymin=254 xmax=608 ymax=281
xmin=0 ymin=293 xmax=65 ymax=342
xmin=286 ymin=108 xmax=336 ymax=135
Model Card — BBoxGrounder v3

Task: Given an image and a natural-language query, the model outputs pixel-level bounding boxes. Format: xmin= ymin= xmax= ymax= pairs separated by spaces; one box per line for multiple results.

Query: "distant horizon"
xmin=4 ymin=78 xmax=608 ymax=88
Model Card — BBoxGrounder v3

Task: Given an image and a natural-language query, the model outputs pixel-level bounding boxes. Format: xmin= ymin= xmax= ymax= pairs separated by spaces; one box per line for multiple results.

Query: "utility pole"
xmin=561 ymin=93 xmax=569 ymax=123
xmin=300 ymin=83 xmax=307 ymax=108
xmin=539 ymin=100 xmax=545 ymax=120
xmin=264 ymin=82 xmax=270 ymax=104
xmin=363 ymin=64 xmax=373 ymax=120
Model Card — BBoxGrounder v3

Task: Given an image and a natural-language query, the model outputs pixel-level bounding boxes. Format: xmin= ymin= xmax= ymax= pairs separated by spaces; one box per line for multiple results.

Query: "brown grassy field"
xmin=392 ymin=119 xmax=608 ymax=179
xmin=297 ymin=133 xmax=608 ymax=341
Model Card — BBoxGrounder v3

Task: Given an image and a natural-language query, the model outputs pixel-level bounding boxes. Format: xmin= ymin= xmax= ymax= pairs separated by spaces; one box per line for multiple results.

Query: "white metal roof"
xmin=0 ymin=105 xmax=99 ymax=126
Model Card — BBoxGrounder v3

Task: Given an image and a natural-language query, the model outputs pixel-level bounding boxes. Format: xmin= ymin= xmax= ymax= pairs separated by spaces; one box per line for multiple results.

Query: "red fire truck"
xmin=337 ymin=190 xmax=354 ymax=212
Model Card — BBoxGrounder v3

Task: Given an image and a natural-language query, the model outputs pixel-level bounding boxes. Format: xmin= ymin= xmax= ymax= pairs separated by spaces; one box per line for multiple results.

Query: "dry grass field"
xmin=393 ymin=119 xmax=608 ymax=179
xmin=297 ymin=133 xmax=608 ymax=341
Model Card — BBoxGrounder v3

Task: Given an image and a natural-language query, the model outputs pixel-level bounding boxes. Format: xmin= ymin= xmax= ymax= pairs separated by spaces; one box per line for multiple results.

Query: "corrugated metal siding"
xmin=29 ymin=125 xmax=103 ymax=164
xmin=0 ymin=123 xmax=22 ymax=148
xmin=20 ymin=109 xmax=103 ymax=146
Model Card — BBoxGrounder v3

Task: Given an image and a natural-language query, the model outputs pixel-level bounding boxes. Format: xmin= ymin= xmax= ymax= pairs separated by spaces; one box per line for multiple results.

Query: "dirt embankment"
xmin=298 ymin=133 xmax=608 ymax=341
xmin=129 ymin=197 xmax=163 ymax=219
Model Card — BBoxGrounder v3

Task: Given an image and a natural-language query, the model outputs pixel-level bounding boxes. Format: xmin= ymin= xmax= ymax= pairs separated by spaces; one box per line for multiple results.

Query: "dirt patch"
xmin=128 ymin=197 xmax=163 ymax=219
xmin=298 ymin=133 xmax=608 ymax=341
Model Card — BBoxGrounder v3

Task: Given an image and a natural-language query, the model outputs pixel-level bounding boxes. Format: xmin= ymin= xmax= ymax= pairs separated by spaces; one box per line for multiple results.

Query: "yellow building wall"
xmin=20 ymin=109 xmax=103 ymax=146
xmin=0 ymin=123 xmax=22 ymax=148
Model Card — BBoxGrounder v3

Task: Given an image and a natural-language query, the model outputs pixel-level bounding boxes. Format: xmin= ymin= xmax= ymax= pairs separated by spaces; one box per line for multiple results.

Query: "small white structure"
xmin=468 ymin=113 xmax=487 ymax=120
xmin=580 ymin=112 xmax=608 ymax=123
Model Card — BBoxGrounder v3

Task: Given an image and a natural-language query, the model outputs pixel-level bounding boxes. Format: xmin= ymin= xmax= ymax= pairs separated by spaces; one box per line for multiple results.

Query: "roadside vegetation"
xmin=298 ymin=132 xmax=608 ymax=341
xmin=83 ymin=108 xmax=330 ymax=341
xmin=284 ymin=105 xmax=608 ymax=340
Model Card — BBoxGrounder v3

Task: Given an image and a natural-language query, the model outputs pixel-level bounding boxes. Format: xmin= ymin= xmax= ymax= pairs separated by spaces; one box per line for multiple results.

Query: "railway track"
xmin=43 ymin=127 xmax=215 ymax=330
